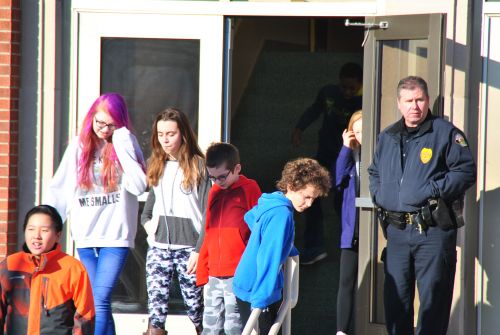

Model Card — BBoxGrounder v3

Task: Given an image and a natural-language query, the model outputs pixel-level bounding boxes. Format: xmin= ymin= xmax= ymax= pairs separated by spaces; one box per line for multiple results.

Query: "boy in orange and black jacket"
xmin=0 ymin=205 xmax=94 ymax=335
xmin=196 ymin=142 xmax=261 ymax=334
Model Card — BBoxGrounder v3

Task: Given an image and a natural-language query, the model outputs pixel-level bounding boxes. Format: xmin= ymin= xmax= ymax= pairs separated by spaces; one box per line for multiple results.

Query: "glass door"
xmin=357 ymin=14 xmax=445 ymax=334
xmin=72 ymin=7 xmax=224 ymax=334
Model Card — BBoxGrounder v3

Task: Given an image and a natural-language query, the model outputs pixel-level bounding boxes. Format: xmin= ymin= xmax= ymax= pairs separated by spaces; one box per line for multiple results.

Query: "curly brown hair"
xmin=276 ymin=158 xmax=331 ymax=196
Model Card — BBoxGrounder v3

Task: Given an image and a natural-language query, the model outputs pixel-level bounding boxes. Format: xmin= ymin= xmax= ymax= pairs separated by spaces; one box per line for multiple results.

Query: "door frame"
xmin=357 ymin=13 xmax=446 ymax=334
xmin=68 ymin=6 xmax=225 ymax=334
xmin=70 ymin=11 xmax=225 ymax=150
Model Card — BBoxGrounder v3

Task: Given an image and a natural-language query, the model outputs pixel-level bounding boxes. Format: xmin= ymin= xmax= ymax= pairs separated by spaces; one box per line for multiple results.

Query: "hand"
xmin=108 ymin=127 xmax=125 ymax=143
xmin=143 ymin=215 xmax=159 ymax=236
xmin=342 ymin=129 xmax=357 ymax=148
xmin=292 ymin=128 xmax=303 ymax=147
xmin=187 ymin=252 xmax=199 ymax=275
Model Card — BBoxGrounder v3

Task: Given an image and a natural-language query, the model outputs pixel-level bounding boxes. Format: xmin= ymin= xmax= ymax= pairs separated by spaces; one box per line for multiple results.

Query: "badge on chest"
xmin=420 ymin=147 xmax=433 ymax=164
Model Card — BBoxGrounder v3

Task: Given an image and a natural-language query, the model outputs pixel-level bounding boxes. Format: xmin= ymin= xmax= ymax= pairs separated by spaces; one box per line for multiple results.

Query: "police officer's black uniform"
xmin=368 ymin=113 xmax=476 ymax=335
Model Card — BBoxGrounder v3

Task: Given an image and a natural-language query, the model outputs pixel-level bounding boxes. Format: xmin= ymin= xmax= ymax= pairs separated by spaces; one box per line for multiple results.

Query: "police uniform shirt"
xmin=368 ymin=113 xmax=476 ymax=213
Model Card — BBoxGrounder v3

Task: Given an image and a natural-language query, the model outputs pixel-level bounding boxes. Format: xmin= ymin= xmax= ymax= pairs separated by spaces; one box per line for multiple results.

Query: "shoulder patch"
xmin=454 ymin=133 xmax=468 ymax=147
xmin=420 ymin=147 xmax=432 ymax=164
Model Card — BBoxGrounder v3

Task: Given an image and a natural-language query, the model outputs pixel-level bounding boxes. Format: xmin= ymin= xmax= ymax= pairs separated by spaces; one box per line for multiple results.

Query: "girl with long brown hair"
xmin=141 ymin=108 xmax=210 ymax=335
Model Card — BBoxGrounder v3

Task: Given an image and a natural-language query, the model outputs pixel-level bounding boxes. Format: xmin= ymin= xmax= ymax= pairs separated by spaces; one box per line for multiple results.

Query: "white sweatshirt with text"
xmin=44 ymin=128 xmax=147 ymax=248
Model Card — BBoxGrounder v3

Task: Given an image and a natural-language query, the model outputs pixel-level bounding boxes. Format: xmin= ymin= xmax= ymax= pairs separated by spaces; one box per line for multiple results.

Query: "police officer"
xmin=368 ymin=76 xmax=476 ymax=335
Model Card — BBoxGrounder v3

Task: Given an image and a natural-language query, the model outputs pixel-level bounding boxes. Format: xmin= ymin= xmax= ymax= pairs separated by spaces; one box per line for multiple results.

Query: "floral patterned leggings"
xmin=146 ymin=246 xmax=203 ymax=331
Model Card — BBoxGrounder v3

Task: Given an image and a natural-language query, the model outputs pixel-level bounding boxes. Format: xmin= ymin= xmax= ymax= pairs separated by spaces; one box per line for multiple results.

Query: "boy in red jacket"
xmin=196 ymin=142 xmax=261 ymax=335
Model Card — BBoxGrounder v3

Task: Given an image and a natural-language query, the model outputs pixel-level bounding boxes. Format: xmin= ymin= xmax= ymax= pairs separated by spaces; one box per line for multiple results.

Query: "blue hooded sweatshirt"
xmin=233 ymin=191 xmax=299 ymax=309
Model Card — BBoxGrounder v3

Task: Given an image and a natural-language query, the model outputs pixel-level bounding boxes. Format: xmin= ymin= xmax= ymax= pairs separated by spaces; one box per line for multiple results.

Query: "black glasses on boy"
xmin=208 ymin=170 xmax=231 ymax=183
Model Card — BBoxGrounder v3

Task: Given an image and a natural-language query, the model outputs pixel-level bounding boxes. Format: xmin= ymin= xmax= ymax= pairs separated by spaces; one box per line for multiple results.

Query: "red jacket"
xmin=0 ymin=244 xmax=95 ymax=335
xmin=197 ymin=175 xmax=261 ymax=286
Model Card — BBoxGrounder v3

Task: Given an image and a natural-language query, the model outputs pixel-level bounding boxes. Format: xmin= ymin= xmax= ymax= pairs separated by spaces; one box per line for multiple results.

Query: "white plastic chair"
xmin=241 ymin=256 xmax=300 ymax=335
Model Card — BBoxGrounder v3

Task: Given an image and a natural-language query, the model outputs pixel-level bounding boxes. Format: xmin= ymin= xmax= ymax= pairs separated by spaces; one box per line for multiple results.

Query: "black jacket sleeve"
xmin=430 ymin=128 xmax=476 ymax=200
xmin=295 ymin=86 xmax=328 ymax=130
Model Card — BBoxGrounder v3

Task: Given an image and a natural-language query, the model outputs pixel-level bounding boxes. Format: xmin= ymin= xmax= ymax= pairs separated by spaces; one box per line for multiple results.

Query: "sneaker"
xmin=300 ymin=249 xmax=327 ymax=265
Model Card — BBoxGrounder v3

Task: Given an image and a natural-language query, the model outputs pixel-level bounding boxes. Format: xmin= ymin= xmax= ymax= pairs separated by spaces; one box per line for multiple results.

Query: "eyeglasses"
xmin=208 ymin=170 xmax=231 ymax=183
xmin=94 ymin=117 xmax=116 ymax=131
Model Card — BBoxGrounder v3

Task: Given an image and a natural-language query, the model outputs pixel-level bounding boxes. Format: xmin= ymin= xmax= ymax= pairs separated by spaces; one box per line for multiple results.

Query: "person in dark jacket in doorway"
xmin=368 ymin=76 xmax=476 ymax=335
xmin=292 ymin=62 xmax=363 ymax=265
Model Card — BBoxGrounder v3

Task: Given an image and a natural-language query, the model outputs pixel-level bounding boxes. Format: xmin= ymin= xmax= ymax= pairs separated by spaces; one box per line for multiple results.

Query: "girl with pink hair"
xmin=45 ymin=93 xmax=147 ymax=335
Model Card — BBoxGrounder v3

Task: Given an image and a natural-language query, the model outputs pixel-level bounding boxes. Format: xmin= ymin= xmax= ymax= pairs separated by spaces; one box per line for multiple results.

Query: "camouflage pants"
xmin=146 ymin=246 xmax=203 ymax=330
xmin=202 ymin=276 xmax=243 ymax=335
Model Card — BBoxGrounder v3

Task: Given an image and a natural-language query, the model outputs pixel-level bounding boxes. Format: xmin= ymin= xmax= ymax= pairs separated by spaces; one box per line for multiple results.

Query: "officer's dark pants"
xmin=383 ymin=224 xmax=457 ymax=335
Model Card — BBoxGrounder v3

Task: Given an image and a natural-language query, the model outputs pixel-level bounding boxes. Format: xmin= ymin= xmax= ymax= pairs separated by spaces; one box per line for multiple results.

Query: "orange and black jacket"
xmin=0 ymin=244 xmax=95 ymax=335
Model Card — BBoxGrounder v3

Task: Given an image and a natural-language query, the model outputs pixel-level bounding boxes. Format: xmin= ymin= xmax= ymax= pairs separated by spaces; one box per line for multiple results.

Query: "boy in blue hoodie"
xmin=233 ymin=158 xmax=331 ymax=333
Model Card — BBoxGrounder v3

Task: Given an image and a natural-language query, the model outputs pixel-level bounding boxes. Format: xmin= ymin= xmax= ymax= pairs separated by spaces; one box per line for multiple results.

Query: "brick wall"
xmin=0 ymin=0 xmax=20 ymax=259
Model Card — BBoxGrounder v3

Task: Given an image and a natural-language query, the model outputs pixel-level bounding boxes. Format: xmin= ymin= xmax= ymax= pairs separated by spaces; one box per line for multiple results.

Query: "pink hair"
xmin=78 ymin=93 xmax=134 ymax=192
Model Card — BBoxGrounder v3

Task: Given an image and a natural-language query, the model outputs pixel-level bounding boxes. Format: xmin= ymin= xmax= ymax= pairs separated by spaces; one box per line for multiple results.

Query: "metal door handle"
xmin=355 ymin=197 xmax=375 ymax=208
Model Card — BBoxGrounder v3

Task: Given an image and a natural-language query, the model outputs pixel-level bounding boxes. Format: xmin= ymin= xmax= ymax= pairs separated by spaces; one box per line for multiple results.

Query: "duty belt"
xmin=384 ymin=208 xmax=436 ymax=233
xmin=377 ymin=199 xmax=439 ymax=235
xmin=385 ymin=211 xmax=421 ymax=226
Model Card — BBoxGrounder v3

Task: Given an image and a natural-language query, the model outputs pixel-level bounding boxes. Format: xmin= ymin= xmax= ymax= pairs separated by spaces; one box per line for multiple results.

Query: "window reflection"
xmin=101 ymin=38 xmax=200 ymax=158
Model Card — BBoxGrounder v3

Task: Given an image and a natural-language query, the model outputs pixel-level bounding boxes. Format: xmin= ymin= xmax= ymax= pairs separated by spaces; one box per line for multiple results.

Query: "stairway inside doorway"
xmin=231 ymin=41 xmax=362 ymax=334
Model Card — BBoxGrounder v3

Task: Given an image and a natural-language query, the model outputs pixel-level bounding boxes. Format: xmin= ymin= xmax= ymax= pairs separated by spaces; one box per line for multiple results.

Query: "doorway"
xmin=72 ymin=9 xmax=224 ymax=334
xmin=228 ymin=16 xmax=364 ymax=334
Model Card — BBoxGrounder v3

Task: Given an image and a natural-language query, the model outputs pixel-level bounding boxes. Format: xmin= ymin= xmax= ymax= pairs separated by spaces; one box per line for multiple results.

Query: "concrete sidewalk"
xmin=115 ymin=314 xmax=198 ymax=335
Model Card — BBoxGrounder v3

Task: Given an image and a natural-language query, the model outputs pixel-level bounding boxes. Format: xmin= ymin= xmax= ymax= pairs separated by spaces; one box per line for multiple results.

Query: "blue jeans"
xmin=78 ymin=247 xmax=129 ymax=335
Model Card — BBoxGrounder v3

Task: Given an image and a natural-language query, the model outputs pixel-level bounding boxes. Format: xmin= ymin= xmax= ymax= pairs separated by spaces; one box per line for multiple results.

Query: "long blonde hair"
xmin=146 ymin=108 xmax=205 ymax=189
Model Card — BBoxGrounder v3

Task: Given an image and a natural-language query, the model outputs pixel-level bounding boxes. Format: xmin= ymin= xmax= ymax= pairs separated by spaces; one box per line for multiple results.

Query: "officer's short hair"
xmin=339 ymin=62 xmax=363 ymax=82
xmin=206 ymin=142 xmax=240 ymax=171
xmin=397 ymin=76 xmax=429 ymax=99
xmin=23 ymin=205 xmax=64 ymax=232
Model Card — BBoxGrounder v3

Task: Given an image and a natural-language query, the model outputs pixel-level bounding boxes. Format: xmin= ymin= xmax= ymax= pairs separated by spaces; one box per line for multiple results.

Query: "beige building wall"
xmin=443 ymin=1 xmax=477 ymax=334
xmin=478 ymin=8 xmax=500 ymax=335
xmin=379 ymin=1 xmax=478 ymax=334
